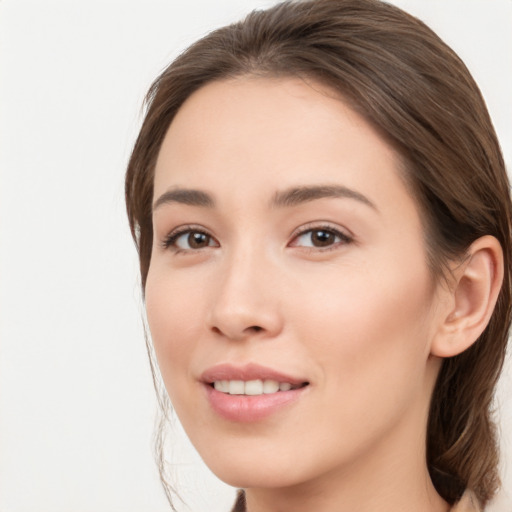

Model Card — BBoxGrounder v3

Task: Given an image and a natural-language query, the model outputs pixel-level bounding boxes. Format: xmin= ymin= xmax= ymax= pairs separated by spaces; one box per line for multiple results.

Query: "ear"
xmin=430 ymin=235 xmax=504 ymax=358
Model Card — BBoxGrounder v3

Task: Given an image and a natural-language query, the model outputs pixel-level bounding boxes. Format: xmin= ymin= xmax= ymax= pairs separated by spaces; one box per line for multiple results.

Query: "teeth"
xmin=262 ymin=380 xmax=279 ymax=394
xmin=213 ymin=379 xmax=300 ymax=395
xmin=245 ymin=380 xmax=263 ymax=395
xmin=228 ymin=380 xmax=245 ymax=395
xmin=213 ymin=380 xmax=229 ymax=393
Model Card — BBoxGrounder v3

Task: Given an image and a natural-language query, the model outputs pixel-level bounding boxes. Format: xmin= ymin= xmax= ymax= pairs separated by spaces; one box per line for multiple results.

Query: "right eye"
xmin=163 ymin=228 xmax=219 ymax=251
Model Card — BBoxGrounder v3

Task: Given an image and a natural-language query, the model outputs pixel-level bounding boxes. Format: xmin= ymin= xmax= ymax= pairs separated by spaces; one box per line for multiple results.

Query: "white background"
xmin=0 ymin=1 xmax=511 ymax=511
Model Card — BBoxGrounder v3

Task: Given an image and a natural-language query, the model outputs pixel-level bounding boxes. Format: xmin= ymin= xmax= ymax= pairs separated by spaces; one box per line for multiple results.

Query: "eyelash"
xmin=161 ymin=224 xmax=353 ymax=253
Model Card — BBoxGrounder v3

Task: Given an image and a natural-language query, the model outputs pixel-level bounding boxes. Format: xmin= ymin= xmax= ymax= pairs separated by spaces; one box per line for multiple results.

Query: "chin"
xmin=195 ymin=440 xmax=324 ymax=490
xmin=210 ymin=463 xmax=301 ymax=490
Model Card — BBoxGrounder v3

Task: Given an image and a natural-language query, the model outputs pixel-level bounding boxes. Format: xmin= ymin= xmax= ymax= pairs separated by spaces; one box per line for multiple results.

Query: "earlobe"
xmin=431 ymin=235 xmax=504 ymax=358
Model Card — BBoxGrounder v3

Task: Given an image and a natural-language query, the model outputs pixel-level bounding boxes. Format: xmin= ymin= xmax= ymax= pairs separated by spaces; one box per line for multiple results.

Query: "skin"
xmin=145 ymin=77 xmax=454 ymax=512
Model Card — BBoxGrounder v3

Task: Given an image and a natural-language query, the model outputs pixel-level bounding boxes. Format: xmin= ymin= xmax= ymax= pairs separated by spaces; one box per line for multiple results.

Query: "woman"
xmin=125 ymin=1 xmax=511 ymax=510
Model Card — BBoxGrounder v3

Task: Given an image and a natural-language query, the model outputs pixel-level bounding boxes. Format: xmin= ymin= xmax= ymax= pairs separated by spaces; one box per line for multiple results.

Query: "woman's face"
xmin=146 ymin=77 xmax=447 ymax=490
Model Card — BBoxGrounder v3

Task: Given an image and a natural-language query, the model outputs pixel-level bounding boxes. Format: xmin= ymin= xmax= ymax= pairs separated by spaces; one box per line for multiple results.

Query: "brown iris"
xmin=310 ymin=230 xmax=336 ymax=247
xmin=188 ymin=232 xmax=211 ymax=249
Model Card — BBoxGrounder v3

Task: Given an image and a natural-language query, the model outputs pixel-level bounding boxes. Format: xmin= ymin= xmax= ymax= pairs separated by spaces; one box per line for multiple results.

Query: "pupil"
xmin=189 ymin=232 xmax=208 ymax=248
xmin=312 ymin=230 xmax=334 ymax=247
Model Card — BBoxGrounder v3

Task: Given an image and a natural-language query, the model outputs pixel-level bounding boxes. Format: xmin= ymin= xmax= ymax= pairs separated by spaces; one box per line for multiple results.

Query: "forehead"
xmin=153 ymin=76 xmax=414 ymax=216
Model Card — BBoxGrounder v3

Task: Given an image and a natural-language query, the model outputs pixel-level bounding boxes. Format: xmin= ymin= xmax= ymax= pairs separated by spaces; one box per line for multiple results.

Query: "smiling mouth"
xmin=211 ymin=379 xmax=309 ymax=396
xmin=203 ymin=366 xmax=310 ymax=421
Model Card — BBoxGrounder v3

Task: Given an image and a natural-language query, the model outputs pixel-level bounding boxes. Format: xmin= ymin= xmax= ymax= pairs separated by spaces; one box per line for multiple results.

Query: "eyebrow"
xmin=271 ymin=185 xmax=377 ymax=211
xmin=153 ymin=188 xmax=215 ymax=211
xmin=152 ymin=184 xmax=377 ymax=212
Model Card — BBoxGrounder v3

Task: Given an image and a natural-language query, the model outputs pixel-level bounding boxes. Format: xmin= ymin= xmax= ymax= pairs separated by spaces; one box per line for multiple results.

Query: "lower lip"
xmin=204 ymin=384 xmax=307 ymax=422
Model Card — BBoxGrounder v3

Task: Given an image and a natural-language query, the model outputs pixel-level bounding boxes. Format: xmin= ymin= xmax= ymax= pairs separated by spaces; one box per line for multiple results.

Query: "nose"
xmin=207 ymin=248 xmax=283 ymax=341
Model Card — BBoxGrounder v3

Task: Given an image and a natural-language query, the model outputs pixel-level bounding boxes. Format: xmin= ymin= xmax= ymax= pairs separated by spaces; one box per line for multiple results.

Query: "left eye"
xmin=291 ymin=228 xmax=350 ymax=248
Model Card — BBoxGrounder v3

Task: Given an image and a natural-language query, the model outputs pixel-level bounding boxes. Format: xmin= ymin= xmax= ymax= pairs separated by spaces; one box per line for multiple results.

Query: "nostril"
xmin=211 ymin=325 xmax=263 ymax=336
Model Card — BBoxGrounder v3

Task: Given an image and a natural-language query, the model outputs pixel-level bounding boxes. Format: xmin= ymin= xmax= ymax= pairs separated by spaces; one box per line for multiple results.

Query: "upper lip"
xmin=200 ymin=363 xmax=308 ymax=385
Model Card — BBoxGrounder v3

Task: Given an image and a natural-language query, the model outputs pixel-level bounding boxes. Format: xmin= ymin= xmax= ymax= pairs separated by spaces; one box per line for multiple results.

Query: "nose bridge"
xmin=208 ymin=240 xmax=282 ymax=340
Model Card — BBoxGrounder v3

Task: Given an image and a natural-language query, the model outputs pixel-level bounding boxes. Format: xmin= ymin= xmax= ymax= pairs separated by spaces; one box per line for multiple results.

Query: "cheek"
xmin=144 ymin=269 xmax=202 ymax=379
xmin=282 ymin=267 xmax=436 ymax=473
xmin=291 ymin=253 xmax=435 ymax=397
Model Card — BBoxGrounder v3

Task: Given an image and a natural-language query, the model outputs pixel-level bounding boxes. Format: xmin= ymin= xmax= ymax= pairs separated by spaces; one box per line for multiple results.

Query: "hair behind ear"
xmin=426 ymin=238 xmax=506 ymax=506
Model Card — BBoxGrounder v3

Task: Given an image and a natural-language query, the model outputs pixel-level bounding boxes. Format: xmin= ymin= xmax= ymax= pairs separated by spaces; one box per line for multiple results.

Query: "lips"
xmin=200 ymin=363 xmax=309 ymax=422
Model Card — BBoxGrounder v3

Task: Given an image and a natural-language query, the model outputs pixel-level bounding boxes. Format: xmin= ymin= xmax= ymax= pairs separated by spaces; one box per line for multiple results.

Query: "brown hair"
xmin=125 ymin=0 xmax=512 ymax=508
